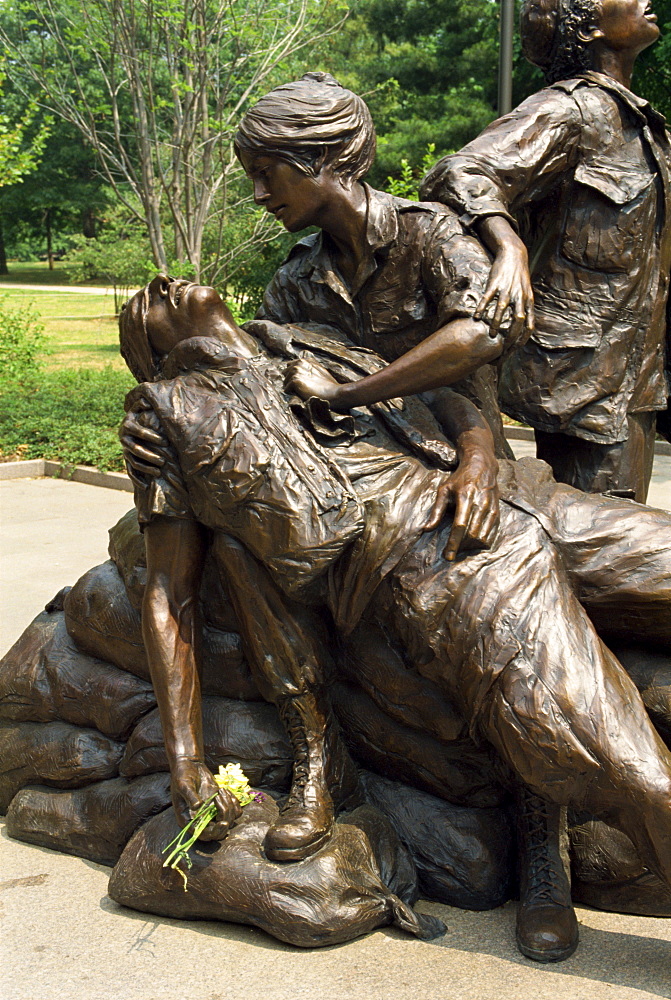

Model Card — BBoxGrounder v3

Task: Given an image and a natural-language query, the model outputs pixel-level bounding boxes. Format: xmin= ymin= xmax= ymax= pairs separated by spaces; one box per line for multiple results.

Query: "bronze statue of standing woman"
xmin=422 ymin=0 xmax=671 ymax=502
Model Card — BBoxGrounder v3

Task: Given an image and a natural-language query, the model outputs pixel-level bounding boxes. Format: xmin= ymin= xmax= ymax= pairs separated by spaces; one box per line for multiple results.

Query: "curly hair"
xmin=521 ymin=0 xmax=601 ymax=84
xmin=234 ymin=72 xmax=376 ymax=186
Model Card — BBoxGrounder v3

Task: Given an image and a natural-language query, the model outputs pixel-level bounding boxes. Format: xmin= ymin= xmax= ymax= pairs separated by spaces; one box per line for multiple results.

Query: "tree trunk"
xmin=0 ymin=212 xmax=8 ymax=275
xmin=82 ymin=207 xmax=98 ymax=239
xmin=45 ymin=209 xmax=54 ymax=270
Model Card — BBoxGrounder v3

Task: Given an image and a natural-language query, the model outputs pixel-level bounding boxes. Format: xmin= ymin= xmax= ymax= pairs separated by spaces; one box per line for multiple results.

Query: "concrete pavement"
xmin=1 ymin=472 xmax=671 ymax=1000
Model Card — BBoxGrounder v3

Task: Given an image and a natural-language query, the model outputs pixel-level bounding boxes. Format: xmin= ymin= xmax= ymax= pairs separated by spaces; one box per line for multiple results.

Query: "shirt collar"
xmin=161 ymin=336 xmax=248 ymax=379
xmin=581 ymin=71 xmax=668 ymax=130
xmin=363 ymin=183 xmax=399 ymax=252
xmin=297 ymin=184 xmax=400 ymax=300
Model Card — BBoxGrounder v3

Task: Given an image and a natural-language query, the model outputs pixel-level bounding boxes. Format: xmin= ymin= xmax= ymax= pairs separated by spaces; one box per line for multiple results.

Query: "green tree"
xmin=0 ymin=124 xmax=109 ymax=269
xmin=0 ymin=73 xmax=48 ymax=187
xmin=316 ymin=0 xmax=540 ymax=189
xmin=1 ymin=0 xmax=348 ymax=282
xmin=634 ymin=0 xmax=671 ymax=118
xmin=67 ymin=203 xmax=156 ymax=312
xmin=0 ymin=70 xmax=50 ymax=272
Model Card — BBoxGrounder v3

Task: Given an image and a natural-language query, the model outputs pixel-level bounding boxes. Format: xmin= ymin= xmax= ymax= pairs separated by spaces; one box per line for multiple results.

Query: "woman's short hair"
xmin=119 ymin=286 xmax=161 ymax=383
xmin=234 ymin=72 xmax=376 ymax=185
xmin=521 ymin=0 xmax=600 ymax=84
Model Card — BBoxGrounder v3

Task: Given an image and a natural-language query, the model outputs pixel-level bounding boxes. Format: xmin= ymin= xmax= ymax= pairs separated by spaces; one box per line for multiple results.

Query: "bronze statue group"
xmin=3 ymin=0 xmax=671 ymax=966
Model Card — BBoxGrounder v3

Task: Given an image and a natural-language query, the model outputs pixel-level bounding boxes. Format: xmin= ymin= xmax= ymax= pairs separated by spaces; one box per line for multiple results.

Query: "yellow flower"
xmin=214 ymin=763 xmax=256 ymax=806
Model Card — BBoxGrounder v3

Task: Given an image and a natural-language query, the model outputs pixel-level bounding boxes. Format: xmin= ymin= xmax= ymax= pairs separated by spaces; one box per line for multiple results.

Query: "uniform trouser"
xmin=210 ymin=533 xmax=331 ymax=704
xmin=381 ymin=486 xmax=671 ymax=885
xmin=535 ymin=411 xmax=657 ymax=503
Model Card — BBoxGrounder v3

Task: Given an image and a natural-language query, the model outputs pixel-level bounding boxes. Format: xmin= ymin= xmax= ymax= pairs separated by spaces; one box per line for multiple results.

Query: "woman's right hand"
xmin=475 ymin=217 xmax=534 ymax=346
xmin=171 ymin=758 xmax=242 ymax=842
xmin=284 ymin=358 xmax=346 ymax=409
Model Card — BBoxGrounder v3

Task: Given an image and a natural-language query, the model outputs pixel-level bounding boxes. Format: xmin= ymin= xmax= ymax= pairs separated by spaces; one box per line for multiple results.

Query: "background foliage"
xmin=1 ymin=0 xmax=670 ymax=469
xmin=4 ymin=0 xmax=671 ymax=300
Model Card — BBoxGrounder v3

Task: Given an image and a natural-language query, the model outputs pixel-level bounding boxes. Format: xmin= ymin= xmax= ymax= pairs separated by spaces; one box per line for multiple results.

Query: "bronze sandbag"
xmin=108 ymin=801 xmax=445 ymax=947
xmin=341 ymin=621 xmax=467 ymax=745
xmin=0 ymin=611 xmax=155 ymax=740
xmin=5 ymin=773 xmax=171 ymax=866
xmin=108 ymin=508 xmax=242 ymax=633
xmin=0 ymin=719 xmax=124 ymax=813
xmin=120 ymin=697 xmax=292 ymax=790
xmin=64 ymin=561 xmax=260 ymax=700
xmin=571 ymin=818 xmax=671 ymax=917
xmin=611 ymin=644 xmax=671 ymax=746
xmin=332 ymin=681 xmax=505 ymax=808
xmin=360 ymin=770 xmax=514 ymax=910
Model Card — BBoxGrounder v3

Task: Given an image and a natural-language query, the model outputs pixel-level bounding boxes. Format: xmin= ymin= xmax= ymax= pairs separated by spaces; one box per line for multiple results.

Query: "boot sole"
xmin=516 ymin=931 xmax=579 ymax=963
xmin=265 ymin=829 xmax=332 ymax=863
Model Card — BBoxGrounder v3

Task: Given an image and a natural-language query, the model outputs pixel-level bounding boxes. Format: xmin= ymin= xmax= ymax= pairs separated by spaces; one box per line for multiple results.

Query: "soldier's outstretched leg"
xmin=385 ymin=502 xmax=671 ymax=897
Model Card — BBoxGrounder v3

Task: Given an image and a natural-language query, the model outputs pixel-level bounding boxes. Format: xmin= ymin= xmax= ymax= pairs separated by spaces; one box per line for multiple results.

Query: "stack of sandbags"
xmin=0 ymin=719 xmax=125 ymax=813
xmin=0 ymin=611 xmax=156 ymax=737
xmin=0 ymin=607 xmax=154 ymax=813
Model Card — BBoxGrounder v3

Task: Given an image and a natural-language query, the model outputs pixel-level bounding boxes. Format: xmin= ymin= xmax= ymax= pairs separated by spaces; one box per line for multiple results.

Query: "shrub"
xmin=0 ymin=295 xmax=47 ymax=381
xmin=0 ymin=366 xmax=135 ymax=471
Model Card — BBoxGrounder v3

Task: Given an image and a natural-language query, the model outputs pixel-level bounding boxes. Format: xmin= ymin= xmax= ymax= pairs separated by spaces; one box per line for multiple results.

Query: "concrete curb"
xmin=0 ymin=459 xmax=133 ymax=492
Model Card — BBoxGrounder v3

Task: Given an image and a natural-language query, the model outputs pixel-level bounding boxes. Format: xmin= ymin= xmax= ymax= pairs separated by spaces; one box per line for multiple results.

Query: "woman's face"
xmin=239 ymin=151 xmax=333 ymax=232
xmin=594 ymin=0 xmax=659 ymax=53
xmin=142 ymin=275 xmax=223 ymax=355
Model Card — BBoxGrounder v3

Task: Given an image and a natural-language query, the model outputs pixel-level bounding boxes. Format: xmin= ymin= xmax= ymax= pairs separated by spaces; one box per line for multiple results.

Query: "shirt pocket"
xmin=366 ymin=284 xmax=431 ymax=335
xmin=561 ymin=162 xmax=655 ymax=273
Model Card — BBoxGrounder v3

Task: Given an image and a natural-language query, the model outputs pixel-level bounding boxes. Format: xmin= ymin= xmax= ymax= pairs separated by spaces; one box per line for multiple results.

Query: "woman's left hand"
xmin=284 ymin=358 xmax=345 ymax=408
xmin=424 ymin=454 xmax=500 ymax=561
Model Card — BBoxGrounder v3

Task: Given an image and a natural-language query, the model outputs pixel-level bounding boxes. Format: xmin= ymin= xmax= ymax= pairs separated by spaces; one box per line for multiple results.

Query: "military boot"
xmin=264 ymin=690 xmax=336 ymax=862
xmin=516 ymin=786 xmax=579 ymax=962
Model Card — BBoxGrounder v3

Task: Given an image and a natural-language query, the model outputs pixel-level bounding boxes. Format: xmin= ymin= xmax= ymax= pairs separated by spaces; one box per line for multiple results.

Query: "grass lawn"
xmin=0 ymin=259 xmax=126 ymax=287
xmin=0 ymin=285 xmax=126 ymax=370
xmin=0 ymin=265 xmax=133 ymax=468
xmin=0 ymin=260 xmax=75 ymax=284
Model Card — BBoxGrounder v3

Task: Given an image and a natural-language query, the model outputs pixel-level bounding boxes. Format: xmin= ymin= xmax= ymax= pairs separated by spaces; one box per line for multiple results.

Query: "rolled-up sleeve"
xmin=420 ymin=88 xmax=583 ymax=227
xmin=422 ymin=215 xmax=492 ymax=324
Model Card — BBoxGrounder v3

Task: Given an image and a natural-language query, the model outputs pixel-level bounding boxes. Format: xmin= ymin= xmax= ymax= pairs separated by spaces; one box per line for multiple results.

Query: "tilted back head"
xmin=521 ymin=0 xmax=600 ymax=83
xmin=234 ymin=72 xmax=376 ymax=186
xmin=118 ymin=286 xmax=161 ymax=383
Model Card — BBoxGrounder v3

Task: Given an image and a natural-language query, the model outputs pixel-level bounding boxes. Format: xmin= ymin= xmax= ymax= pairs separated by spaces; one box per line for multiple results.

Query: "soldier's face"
xmin=596 ymin=0 xmax=659 ymax=53
xmin=143 ymin=275 xmax=223 ymax=355
xmin=240 ymin=151 xmax=331 ymax=233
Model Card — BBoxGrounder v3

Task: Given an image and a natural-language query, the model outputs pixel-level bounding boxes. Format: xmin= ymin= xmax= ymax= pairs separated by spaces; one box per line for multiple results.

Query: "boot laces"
xmin=524 ymin=795 xmax=566 ymax=906
xmin=283 ymin=712 xmax=311 ymax=808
